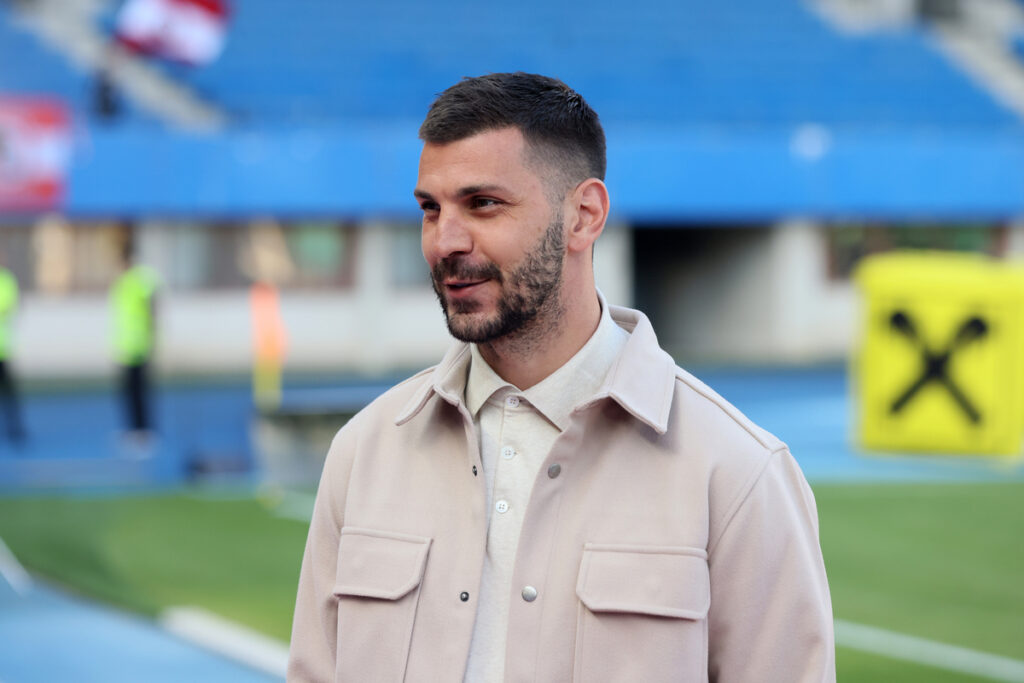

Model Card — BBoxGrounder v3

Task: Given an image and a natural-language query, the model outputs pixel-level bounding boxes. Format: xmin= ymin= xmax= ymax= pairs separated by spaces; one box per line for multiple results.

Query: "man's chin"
xmin=445 ymin=311 xmax=501 ymax=344
xmin=445 ymin=297 xmax=484 ymax=315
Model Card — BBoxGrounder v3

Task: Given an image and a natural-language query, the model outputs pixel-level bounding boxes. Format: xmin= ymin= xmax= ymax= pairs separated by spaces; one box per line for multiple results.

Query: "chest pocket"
xmin=333 ymin=527 xmax=431 ymax=682
xmin=574 ymin=544 xmax=710 ymax=683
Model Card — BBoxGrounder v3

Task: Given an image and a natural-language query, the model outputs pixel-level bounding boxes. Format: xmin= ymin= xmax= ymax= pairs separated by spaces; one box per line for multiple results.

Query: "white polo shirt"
xmin=462 ymin=297 xmax=629 ymax=682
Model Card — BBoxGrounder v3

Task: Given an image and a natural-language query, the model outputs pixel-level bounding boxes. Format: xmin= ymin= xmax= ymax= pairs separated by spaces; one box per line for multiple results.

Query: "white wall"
xmin=767 ymin=219 xmax=856 ymax=362
xmin=594 ymin=222 xmax=634 ymax=308
xmin=26 ymin=218 xmax=1024 ymax=378
xmin=10 ymin=220 xmax=635 ymax=379
xmin=661 ymin=220 xmax=856 ymax=364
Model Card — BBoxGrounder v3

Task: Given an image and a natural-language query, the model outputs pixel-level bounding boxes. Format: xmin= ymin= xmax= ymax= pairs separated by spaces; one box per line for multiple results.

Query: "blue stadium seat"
xmin=0 ymin=4 xmax=91 ymax=111
xmin=165 ymin=0 xmax=1018 ymax=128
xmin=1 ymin=0 xmax=1018 ymax=129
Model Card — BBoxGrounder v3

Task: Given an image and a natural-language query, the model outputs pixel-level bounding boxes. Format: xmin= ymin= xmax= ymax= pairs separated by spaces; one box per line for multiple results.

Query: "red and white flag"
xmin=0 ymin=98 xmax=72 ymax=212
xmin=115 ymin=0 xmax=230 ymax=67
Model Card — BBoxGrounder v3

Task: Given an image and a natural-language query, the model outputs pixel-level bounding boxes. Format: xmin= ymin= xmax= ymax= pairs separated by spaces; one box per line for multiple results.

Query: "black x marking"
xmin=888 ymin=310 xmax=987 ymax=424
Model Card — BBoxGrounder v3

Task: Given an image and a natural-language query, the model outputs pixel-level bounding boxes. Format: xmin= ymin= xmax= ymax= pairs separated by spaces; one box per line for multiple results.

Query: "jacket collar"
xmin=395 ymin=304 xmax=676 ymax=434
xmin=582 ymin=305 xmax=676 ymax=434
xmin=394 ymin=342 xmax=471 ymax=426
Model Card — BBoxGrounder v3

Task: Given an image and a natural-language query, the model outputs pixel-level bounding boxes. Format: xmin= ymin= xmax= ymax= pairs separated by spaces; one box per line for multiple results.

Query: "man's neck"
xmin=476 ymin=289 xmax=601 ymax=390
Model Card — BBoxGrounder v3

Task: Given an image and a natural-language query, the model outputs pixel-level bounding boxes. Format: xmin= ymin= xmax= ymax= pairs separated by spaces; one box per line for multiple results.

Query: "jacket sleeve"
xmin=287 ymin=429 xmax=355 ymax=682
xmin=706 ymin=447 xmax=836 ymax=682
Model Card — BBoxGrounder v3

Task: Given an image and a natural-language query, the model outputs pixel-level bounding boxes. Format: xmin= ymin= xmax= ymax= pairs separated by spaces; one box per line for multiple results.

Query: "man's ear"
xmin=566 ymin=178 xmax=610 ymax=254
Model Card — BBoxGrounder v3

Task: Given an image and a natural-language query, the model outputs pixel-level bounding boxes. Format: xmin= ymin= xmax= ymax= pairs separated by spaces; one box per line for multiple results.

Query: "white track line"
xmin=271 ymin=491 xmax=317 ymax=522
xmin=160 ymin=607 xmax=1024 ymax=681
xmin=835 ymin=619 xmax=1024 ymax=682
xmin=0 ymin=537 xmax=33 ymax=596
xmin=160 ymin=606 xmax=288 ymax=678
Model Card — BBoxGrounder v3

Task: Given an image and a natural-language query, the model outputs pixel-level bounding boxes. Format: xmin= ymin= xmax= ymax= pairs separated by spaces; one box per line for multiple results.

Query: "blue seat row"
xmin=1 ymin=0 xmax=1018 ymax=131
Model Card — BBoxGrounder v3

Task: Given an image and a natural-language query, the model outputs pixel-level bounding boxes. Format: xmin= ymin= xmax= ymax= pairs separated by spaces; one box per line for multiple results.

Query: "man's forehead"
xmin=419 ymin=126 xmax=526 ymax=161
xmin=416 ymin=128 xmax=538 ymax=189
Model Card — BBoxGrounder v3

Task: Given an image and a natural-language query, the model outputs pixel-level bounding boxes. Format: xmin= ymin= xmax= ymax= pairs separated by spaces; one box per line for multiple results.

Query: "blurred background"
xmin=1 ymin=0 xmax=1023 ymax=681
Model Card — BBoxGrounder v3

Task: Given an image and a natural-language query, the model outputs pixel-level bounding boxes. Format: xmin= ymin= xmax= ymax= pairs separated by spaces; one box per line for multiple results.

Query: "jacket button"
xmin=547 ymin=464 xmax=561 ymax=479
xmin=460 ymin=591 xmax=470 ymax=602
xmin=521 ymin=586 xmax=538 ymax=602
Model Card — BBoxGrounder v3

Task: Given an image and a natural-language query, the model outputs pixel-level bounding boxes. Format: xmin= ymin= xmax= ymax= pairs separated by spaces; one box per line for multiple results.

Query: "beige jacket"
xmin=288 ymin=305 xmax=835 ymax=682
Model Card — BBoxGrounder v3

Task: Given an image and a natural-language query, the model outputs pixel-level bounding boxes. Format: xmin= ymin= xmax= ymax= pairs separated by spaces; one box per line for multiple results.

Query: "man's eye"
xmin=471 ymin=197 xmax=500 ymax=209
xmin=420 ymin=201 xmax=439 ymax=213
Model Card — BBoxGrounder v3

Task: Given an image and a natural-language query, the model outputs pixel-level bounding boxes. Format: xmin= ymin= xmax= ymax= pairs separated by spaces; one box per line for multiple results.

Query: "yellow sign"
xmin=854 ymin=251 xmax=1024 ymax=456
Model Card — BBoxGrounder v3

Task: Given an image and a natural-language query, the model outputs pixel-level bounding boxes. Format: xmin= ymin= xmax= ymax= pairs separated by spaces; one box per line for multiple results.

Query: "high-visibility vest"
xmin=0 ymin=269 xmax=18 ymax=361
xmin=111 ymin=265 xmax=158 ymax=364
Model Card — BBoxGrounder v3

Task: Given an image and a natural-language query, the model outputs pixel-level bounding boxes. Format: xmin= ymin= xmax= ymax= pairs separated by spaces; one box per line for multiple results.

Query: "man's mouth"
xmin=445 ymin=279 xmax=488 ymax=291
xmin=432 ymin=260 xmax=501 ymax=299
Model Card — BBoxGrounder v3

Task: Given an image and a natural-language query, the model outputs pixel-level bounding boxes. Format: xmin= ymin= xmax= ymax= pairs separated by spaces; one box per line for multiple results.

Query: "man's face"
xmin=416 ymin=127 xmax=566 ymax=344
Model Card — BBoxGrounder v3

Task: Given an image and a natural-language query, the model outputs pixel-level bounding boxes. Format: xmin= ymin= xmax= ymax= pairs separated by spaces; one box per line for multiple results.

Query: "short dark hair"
xmin=419 ymin=72 xmax=606 ymax=193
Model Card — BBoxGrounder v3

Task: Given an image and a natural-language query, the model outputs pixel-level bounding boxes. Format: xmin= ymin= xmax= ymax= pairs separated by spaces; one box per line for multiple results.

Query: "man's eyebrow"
xmin=456 ymin=184 xmax=505 ymax=197
xmin=413 ymin=185 xmax=508 ymax=201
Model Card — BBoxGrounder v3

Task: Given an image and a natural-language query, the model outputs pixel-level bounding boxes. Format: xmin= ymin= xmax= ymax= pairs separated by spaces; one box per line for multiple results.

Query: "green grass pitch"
xmin=0 ymin=480 xmax=1021 ymax=681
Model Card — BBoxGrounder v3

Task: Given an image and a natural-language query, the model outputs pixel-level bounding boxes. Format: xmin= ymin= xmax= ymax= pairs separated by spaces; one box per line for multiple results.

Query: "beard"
xmin=430 ymin=211 xmax=565 ymax=344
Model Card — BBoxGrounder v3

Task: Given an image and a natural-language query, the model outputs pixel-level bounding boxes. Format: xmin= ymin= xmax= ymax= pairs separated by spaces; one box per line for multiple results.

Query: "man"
xmin=110 ymin=234 xmax=158 ymax=439
xmin=289 ymin=73 xmax=834 ymax=682
xmin=0 ymin=257 xmax=25 ymax=445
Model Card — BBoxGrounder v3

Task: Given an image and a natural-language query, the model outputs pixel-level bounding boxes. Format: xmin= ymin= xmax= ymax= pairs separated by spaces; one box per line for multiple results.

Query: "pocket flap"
xmin=576 ymin=544 xmax=710 ymax=619
xmin=334 ymin=527 xmax=432 ymax=600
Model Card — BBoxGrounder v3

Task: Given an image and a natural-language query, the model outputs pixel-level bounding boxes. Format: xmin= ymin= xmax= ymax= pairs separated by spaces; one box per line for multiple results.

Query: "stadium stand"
xmin=0 ymin=5 xmax=84 ymax=104
xmin=149 ymin=0 xmax=1019 ymax=127
xmin=3 ymin=0 xmax=1024 ymax=216
xmin=4 ymin=0 xmax=1017 ymax=128
xmin=0 ymin=1 xmax=165 ymax=126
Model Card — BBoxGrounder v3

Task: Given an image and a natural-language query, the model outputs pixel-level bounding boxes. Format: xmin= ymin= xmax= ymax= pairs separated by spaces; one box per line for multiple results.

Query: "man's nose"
xmin=430 ymin=210 xmax=473 ymax=259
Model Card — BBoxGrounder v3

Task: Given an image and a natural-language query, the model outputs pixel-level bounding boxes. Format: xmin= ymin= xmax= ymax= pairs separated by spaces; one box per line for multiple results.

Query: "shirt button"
xmin=501 ymin=446 xmax=516 ymax=460
xmin=547 ymin=463 xmax=561 ymax=479
xmin=495 ymin=500 xmax=509 ymax=514
xmin=521 ymin=586 xmax=538 ymax=602
xmin=460 ymin=591 xmax=470 ymax=602
xmin=506 ymin=396 xmax=520 ymax=408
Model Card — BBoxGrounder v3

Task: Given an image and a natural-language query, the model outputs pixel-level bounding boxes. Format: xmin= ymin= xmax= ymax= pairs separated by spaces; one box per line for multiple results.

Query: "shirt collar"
xmin=395 ymin=296 xmax=677 ymax=434
xmin=464 ymin=344 xmax=515 ymax=419
xmin=519 ymin=296 xmax=628 ymax=431
xmin=459 ymin=293 xmax=628 ymax=431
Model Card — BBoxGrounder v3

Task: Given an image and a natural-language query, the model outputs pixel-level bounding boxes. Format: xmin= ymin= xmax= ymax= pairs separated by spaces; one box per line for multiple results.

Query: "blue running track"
xmin=0 ymin=579 xmax=281 ymax=683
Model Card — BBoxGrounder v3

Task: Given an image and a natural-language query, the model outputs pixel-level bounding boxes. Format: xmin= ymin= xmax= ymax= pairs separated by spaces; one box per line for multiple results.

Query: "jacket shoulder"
xmin=672 ymin=366 xmax=786 ymax=455
xmin=670 ymin=367 xmax=805 ymax=542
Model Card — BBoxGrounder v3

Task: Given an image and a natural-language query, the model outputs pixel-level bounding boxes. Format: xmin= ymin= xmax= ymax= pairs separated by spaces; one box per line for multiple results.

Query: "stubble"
xmin=431 ymin=210 xmax=566 ymax=348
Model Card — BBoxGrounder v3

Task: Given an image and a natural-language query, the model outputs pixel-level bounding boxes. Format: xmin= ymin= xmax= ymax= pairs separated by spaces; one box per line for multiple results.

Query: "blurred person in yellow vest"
xmin=0 ymin=255 xmax=26 ymax=445
xmin=110 ymin=235 xmax=159 ymax=439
